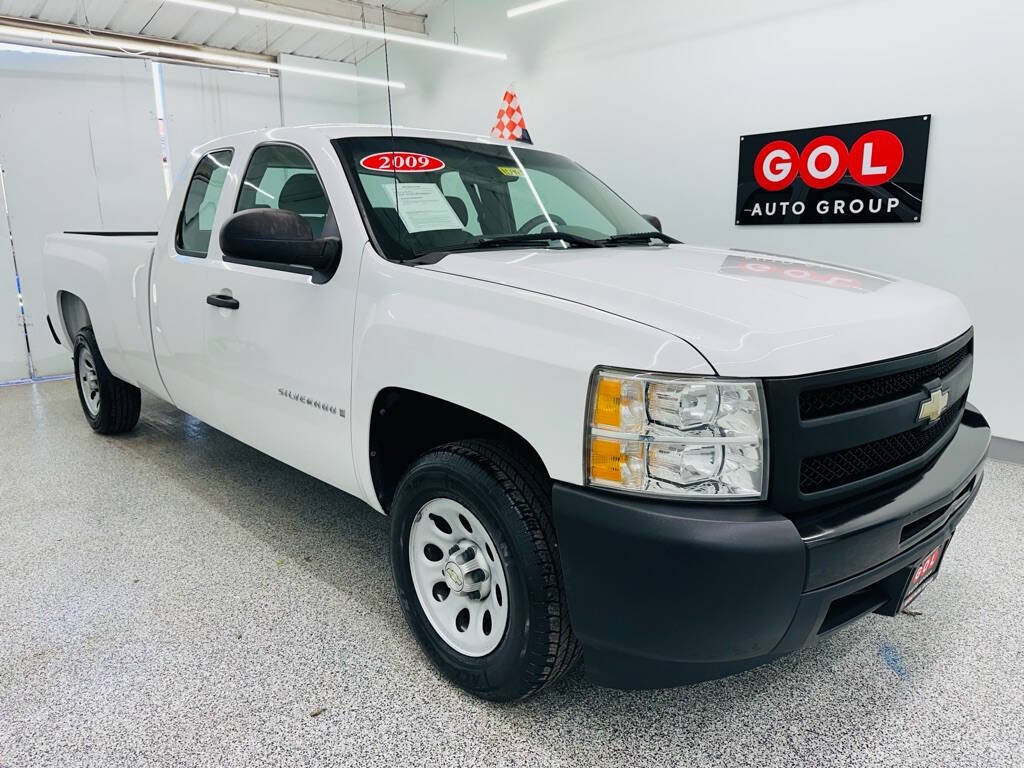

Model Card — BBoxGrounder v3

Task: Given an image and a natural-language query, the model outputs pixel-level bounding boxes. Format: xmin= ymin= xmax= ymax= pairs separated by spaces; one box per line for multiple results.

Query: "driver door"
xmin=200 ymin=142 xmax=357 ymax=490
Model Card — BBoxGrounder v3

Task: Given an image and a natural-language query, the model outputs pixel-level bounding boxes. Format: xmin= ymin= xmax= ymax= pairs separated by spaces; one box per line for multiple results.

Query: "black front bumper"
xmin=552 ymin=404 xmax=990 ymax=690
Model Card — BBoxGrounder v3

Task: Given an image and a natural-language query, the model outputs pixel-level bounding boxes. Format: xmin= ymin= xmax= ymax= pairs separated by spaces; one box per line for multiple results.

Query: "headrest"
xmin=445 ymin=195 xmax=469 ymax=226
xmin=278 ymin=174 xmax=327 ymax=214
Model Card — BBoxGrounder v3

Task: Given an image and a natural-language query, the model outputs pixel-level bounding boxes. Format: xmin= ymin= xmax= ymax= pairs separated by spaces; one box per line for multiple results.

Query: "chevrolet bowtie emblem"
xmin=918 ymin=387 xmax=949 ymax=425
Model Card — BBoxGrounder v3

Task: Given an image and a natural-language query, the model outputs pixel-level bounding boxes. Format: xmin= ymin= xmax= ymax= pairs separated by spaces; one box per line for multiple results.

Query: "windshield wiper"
xmin=414 ymin=232 xmax=604 ymax=258
xmin=599 ymin=231 xmax=681 ymax=246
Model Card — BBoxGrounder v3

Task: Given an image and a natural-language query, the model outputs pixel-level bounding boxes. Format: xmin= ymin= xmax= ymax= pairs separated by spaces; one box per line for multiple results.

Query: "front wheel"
xmin=390 ymin=440 xmax=581 ymax=701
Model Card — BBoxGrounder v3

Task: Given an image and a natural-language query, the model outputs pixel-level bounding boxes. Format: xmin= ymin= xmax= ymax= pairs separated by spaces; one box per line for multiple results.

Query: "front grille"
xmin=799 ymin=341 xmax=972 ymax=419
xmin=800 ymin=395 xmax=967 ymax=493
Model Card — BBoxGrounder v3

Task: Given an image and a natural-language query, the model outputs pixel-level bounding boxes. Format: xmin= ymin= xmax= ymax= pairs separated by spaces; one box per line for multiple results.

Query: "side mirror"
xmin=642 ymin=214 xmax=662 ymax=232
xmin=219 ymin=208 xmax=341 ymax=284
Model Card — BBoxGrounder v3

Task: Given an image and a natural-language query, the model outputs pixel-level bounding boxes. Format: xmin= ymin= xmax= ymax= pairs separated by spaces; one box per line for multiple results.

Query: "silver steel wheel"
xmin=77 ymin=346 xmax=101 ymax=417
xmin=408 ymin=498 xmax=509 ymax=657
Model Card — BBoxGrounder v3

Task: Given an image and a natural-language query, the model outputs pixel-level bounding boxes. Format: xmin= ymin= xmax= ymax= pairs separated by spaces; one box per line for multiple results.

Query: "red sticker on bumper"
xmin=360 ymin=152 xmax=445 ymax=173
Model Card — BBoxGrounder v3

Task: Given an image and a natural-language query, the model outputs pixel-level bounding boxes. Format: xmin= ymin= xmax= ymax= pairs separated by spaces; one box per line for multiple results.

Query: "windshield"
xmin=333 ymin=137 xmax=658 ymax=260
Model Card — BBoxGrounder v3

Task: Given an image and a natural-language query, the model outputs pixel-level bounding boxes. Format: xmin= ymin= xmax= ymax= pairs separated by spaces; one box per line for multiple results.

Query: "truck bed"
xmin=42 ymin=231 xmax=167 ymax=400
xmin=63 ymin=230 xmax=158 ymax=237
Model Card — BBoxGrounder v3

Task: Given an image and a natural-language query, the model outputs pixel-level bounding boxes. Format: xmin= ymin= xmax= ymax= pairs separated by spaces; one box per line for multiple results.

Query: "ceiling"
xmin=0 ymin=0 xmax=447 ymax=64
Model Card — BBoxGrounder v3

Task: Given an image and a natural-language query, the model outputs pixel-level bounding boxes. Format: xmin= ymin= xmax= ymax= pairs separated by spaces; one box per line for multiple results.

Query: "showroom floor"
xmin=1 ymin=380 xmax=1022 ymax=768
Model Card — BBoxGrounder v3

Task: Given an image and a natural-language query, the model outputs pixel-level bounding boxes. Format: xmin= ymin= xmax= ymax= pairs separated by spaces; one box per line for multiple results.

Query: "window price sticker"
xmin=382 ymin=183 xmax=463 ymax=233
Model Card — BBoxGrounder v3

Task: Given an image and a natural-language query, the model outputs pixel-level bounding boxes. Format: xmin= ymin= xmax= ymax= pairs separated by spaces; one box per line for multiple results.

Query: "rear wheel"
xmin=73 ymin=328 xmax=141 ymax=434
xmin=390 ymin=439 xmax=581 ymax=701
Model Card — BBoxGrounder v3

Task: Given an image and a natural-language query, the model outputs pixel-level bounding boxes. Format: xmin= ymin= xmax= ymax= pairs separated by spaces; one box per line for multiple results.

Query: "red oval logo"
xmin=360 ymin=151 xmax=445 ymax=173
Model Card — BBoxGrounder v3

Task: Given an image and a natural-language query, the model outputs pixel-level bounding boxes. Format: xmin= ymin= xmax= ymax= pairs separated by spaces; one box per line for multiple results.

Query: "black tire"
xmin=390 ymin=439 xmax=581 ymax=701
xmin=73 ymin=327 xmax=141 ymax=435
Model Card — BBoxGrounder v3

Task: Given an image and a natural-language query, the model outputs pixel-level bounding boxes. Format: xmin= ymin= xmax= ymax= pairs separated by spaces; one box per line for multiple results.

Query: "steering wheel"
xmin=517 ymin=214 xmax=566 ymax=234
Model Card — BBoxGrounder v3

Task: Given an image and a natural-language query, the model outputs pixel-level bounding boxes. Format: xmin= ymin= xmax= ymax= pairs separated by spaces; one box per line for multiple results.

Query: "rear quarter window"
xmin=176 ymin=149 xmax=234 ymax=257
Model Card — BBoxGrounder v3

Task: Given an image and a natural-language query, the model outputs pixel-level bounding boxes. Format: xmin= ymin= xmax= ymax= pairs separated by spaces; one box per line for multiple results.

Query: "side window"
xmin=177 ymin=149 xmax=233 ymax=256
xmin=236 ymin=144 xmax=330 ymax=238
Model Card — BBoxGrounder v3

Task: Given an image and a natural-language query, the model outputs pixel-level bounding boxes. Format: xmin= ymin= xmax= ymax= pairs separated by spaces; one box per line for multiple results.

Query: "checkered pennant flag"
xmin=490 ymin=86 xmax=532 ymax=144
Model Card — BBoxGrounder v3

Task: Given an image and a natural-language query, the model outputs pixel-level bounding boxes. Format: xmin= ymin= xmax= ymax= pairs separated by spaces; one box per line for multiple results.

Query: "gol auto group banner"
xmin=735 ymin=115 xmax=930 ymax=225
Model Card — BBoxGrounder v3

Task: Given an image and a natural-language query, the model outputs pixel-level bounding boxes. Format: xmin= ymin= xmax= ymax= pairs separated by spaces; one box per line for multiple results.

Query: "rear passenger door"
xmin=151 ymin=147 xmax=235 ymax=417
xmin=200 ymin=142 xmax=356 ymax=489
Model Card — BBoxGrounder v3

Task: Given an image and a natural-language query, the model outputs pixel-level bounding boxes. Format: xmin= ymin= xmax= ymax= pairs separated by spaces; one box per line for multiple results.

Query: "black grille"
xmin=799 ymin=341 xmax=972 ymax=419
xmin=800 ymin=395 xmax=966 ymax=493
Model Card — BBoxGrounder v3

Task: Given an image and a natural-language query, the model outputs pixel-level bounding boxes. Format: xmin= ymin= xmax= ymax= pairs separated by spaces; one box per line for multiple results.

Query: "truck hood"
xmin=421 ymin=244 xmax=971 ymax=377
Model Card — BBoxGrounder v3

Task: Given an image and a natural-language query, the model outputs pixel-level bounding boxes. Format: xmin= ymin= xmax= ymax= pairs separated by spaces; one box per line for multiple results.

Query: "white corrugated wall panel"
xmin=0 ymin=180 xmax=30 ymax=382
xmin=0 ymin=49 xmax=166 ymax=376
xmin=159 ymin=62 xmax=280 ymax=183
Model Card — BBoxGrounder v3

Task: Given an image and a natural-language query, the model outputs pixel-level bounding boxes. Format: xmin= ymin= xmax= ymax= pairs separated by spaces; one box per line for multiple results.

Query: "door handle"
xmin=206 ymin=293 xmax=239 ymax=310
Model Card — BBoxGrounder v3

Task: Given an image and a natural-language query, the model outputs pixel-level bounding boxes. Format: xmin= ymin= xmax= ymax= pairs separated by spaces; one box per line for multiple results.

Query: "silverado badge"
xmin=917 ymin=387 xmax=950 ymax=425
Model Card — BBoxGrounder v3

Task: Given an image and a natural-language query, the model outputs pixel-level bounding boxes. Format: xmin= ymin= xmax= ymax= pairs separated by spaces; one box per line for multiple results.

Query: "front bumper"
xmin=551 ymin=403 xmax=990 ymax=690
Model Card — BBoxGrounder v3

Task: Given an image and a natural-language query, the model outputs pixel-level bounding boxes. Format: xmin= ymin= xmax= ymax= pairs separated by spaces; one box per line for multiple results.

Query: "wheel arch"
xmin=57 ymin=291 xmax=92 ymax=346
xmin=368 ymin=387 xmax=551 ymax=513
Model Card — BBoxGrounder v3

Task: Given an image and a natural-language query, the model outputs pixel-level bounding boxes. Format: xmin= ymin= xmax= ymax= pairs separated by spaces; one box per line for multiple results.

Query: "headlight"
xmin=585 ymin=369 xmax=767 ymax=499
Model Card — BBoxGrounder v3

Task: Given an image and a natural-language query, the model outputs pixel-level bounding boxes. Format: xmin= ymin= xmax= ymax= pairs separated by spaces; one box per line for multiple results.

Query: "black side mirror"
xmin=642 ymin=214 xmax=662 ymax=232
xmin=219 ymin=208 xmax=341 ymax=284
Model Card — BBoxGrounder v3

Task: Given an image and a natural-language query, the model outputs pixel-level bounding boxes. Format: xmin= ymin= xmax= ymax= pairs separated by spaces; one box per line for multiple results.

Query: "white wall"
xmin=278 ymin=54 xmax=360 ymax=126
xmin=161 ymin=63 xmax=281 ymax=186
xmin=357 ymin=0 xmax=1024 ymax=440
xmin=0 ymin=49 xmax=167 ymax=377
xmin=0 ymin=180 xmax=29 ymax=382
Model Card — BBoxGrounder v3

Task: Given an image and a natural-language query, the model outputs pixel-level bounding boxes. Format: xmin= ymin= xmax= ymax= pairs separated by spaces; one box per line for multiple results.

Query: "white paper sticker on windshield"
xmin=382 ymin=183 xmax=463 ymax=233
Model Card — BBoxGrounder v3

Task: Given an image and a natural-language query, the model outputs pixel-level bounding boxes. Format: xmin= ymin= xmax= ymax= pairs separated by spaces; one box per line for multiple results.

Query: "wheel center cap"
xmin=441 ymin=539 xmax=491 ymax=598
xmin=443 ymin=560 xmax=465 ymax=591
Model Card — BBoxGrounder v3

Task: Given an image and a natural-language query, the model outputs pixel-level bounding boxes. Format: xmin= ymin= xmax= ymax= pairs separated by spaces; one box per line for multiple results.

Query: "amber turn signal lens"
xmin=589 ymin=437 xmax=624 ymax=483
xmin=593 ymin=377 xmax=621 ymax=428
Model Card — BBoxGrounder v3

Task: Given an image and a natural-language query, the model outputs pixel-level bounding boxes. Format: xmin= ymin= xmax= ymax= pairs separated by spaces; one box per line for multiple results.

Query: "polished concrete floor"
xmin=1 ymin=380 xmax=1022 ymax=768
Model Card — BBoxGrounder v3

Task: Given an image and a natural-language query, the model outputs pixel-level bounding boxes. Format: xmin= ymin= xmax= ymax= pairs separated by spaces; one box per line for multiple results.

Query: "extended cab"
xmin=42 ymin=125 xmax=990 ymax=701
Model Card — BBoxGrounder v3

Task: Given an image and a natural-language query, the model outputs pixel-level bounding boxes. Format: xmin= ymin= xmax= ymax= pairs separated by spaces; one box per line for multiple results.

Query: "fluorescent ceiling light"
xmin=0 ymin=24 xmax=155 ymax=53
xmin=507 ymin=0 xmax=572 ymax=17
xmin=238 ymin=7 xmax=507 ymax=60
xmin=236 ymin=6 xmax=507 ymax=59
xmin=0 ymin=41 xmax=93 ymax=56
xmin=0 ymin=24 xmax=404 ymax=87
xmin=276 ymin=61 xmax=401 ymax=87
xmin=166 ymin=0 xmax=235 ymax=12
xmin=161 ymin=0 xmax=506 ymax=60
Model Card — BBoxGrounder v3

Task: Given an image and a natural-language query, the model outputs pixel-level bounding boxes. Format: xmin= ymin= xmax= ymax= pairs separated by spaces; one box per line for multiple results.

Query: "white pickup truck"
xmin=43 ymin=124 xmax=989 ymax=701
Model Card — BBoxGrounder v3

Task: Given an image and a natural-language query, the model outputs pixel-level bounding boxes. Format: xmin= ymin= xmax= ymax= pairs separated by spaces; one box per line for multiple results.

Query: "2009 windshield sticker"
xmin=360 ymin=151 xmax=445 ymax=173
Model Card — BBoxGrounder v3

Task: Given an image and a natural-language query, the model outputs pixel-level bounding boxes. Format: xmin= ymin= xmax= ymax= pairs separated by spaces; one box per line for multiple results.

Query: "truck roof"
xmin=190 ymin=123 xmax=535 ymax=158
